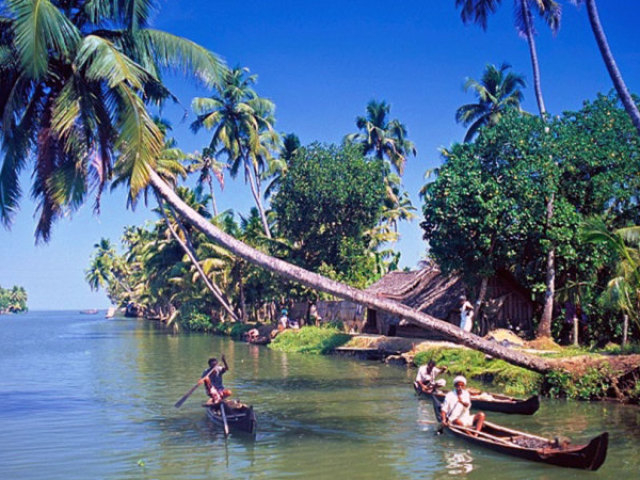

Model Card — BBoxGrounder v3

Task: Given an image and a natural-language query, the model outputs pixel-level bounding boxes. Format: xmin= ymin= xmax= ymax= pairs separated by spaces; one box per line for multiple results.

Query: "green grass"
xmin=413 ymin=347 xmax=542 ymax=396
xmin=269 ymin=326 xmax=351 ymax=355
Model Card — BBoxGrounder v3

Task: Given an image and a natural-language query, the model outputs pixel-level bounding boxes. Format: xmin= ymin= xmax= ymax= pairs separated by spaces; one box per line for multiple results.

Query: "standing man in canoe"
xmin=441 ymin=376 xmax=485 ymax=435
xmin=414 ymin=360 xmax=447 ymax=394
xmin=198 ymin=355 xmax=231 ymax=404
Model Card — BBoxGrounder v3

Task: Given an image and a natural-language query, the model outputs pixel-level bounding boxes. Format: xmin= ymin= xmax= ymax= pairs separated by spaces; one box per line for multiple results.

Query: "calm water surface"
xmin=1 ymin=311 xmax=638 ymax=479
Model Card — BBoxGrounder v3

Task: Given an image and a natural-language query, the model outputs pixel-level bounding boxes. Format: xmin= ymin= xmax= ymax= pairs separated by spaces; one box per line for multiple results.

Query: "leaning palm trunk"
xmin=585 ymin=0 xmax=640 ymax=136
xmin=149 ymin=170 xmax=551 ymax=373
xmin=154 ymin=190 xmax=239 ymax=321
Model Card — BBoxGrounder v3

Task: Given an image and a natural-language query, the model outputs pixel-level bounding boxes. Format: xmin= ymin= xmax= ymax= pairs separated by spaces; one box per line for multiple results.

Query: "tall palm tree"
xmin=0 ymin=1 xmax=552 ymax=373
xmin=455 ymin=63 xmax=526 ymax=142
xmin=572 ymin=0 xmax=640 ymax=136
xmin=187 ymin=148 xmax=225 ymax=216
xmin=346 ymin=100 xmax=416 ymax=175
xmin=454 ymin=0 xmax=560 ymax=116
xmin=0 ymin=0 xmax=224 ymax=241
xmin=191 ymin=67 xmax=278 ymax=238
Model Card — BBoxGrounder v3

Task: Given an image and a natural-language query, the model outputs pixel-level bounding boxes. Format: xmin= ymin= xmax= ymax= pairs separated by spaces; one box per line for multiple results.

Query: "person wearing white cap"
xmin=440 ymin=375 xmax=485 ymax=435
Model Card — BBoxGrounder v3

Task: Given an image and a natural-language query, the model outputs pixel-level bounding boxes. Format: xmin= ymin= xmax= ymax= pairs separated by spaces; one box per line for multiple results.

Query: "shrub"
xmin=270 ymin=326 xmax=350 ymax=354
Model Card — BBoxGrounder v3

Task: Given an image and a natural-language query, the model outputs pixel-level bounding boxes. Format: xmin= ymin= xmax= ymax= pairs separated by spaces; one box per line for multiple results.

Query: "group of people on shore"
xmin=414 ymin=359 xmax=485 ymax=435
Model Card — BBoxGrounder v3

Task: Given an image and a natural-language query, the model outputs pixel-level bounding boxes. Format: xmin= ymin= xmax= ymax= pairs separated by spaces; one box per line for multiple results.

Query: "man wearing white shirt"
xmin=415 ymin=360 xmax=447 ymax=394
xmin=440 ymin=376 xmax=485 ymax=435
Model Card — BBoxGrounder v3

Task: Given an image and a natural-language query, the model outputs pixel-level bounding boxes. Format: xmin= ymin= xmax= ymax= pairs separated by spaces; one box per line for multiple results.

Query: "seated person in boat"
xmin=198 ymin=355 xmax=231 ymax=404
xmin=441 ymin=376 xmax=485 ymax=434
xmin=288 ymin=318 xmax=300 ymax=329
xmin=245 ymin=328 xmax=260 ymax=342
xmin=414 ymin=359 xmax=447 ymax=394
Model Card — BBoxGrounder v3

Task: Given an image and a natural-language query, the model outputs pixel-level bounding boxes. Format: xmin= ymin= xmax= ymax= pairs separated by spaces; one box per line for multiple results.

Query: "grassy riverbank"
xmin=270 ymin=326 xmax=351 ymax=354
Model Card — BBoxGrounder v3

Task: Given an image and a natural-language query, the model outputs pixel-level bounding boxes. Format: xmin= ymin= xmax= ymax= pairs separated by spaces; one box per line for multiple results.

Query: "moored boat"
xmin=204 ymin=400 xmax=257 ymax=435
xmin=79 ymin=309 xmax=99 ymax=315
xmin=431 ymin=395 xmax=608 ymax=470
xmin=415 ymin=383 xmax=540 ymax=415
xmin=247 ymin=336 xmax=270 ymax=345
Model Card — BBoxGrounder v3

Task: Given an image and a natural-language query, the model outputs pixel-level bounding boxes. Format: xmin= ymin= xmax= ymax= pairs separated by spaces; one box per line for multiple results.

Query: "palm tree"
xmin=0 ymin=0 xmax=224 ymax=241
xmin=191 ymin=67 xmax=278 ymax=238
xmin=582 ymin=217 xmax=640 ymax=335
xmin=572 ymin=0 xmax=640 ymax=136
xmin=346 ymin=100 xmax=416 ymax=175
xmin=187 ymin=148 xmax=225 ymax=216
xmin=455 ymin=63 xmax=526 ymax=142
xmin=454 ymin=0 xmax=560 ymax=116
xmin=0 ymin=1 xmax=552 ymax=373
xmin=264 ymin=133 xmax=300 ymax=200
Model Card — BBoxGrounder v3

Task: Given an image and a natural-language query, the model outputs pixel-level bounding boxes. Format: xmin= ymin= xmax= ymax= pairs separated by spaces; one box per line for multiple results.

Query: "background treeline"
xmin=0 ymin=285 xmax=28 ymax=313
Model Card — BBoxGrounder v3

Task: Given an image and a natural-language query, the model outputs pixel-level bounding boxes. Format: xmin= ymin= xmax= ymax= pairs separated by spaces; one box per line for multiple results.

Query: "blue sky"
xmin=1 ymin=0 xmax=639 ymax=310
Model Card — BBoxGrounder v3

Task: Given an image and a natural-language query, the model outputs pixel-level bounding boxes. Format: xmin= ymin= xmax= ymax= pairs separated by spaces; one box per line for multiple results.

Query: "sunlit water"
xmin=1 ymin=311 xmax=638 ymax=479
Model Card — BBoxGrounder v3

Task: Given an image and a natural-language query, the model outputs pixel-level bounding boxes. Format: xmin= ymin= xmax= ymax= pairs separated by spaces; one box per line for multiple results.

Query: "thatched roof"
xmin=366 ymin=263 xmax=465 ymax=320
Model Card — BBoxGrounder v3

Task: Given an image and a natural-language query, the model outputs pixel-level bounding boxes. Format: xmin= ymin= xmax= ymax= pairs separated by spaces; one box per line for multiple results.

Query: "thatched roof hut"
xmin=362 ymin=262 xmax=535 ymax=338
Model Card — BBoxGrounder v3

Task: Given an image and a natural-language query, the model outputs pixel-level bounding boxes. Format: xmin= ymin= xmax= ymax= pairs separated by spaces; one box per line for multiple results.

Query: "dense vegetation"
xmin=1 ymin=1 xmax=639 ymax=369
xmin=0 ymin=285 xmax=28 ymax=313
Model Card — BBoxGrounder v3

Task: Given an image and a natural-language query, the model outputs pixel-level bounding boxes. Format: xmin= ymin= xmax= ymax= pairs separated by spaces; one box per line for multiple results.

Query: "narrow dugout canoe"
xmin=414 ymin=382 xmax=540 ymax=415
xmin=204 ymin=400 xmax=257 ymax=435
xmin=431 ymin=395 xmax=607 ymax=470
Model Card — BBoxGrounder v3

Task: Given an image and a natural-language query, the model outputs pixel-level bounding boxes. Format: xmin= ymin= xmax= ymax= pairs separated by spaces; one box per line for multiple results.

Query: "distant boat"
xmin=79 ymin=309 xmax=99 ymax=315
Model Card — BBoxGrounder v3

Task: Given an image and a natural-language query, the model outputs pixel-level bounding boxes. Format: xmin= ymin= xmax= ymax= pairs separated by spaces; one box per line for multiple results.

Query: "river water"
xmin=1 ymin=311 xmax=638 ymax=479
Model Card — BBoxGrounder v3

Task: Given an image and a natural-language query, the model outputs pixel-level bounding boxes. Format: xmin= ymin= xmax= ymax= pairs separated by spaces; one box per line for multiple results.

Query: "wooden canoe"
xmin=431 ymin=395 xmax=608 ymax=470
xmin=415 ymin=382 xmax=540 ymax=415
xmin=204 ymin=400 xmax=257 ymax=435
xmin=247 ymin=336 xmax=270 ymax=345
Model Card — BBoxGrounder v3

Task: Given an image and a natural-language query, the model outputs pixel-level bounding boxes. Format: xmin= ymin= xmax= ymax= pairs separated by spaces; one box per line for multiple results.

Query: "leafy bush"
xmin=213 ymin=322 xmax=254 ymax=339
xmin=180 ymin=310 xmax=213 ymax=332
xmin=543 ymin=367 xmax=613 ymax=400
xmin=270 ymin=326 xmax=350 ymax=354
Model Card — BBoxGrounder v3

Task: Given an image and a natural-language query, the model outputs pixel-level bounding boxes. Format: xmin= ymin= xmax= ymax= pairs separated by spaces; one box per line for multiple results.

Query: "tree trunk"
xmin=149 ymin=170 xmax=552 ymax=373
xmin=154 ymin=190 xmax=239 ymax=321
xmin=208 ymin=177 xmax=218 ymax=217
xmin=573 ymin=313 xmax=579 ymax=347
xmin=538 ymin=193 xmax=555 ymax=338
xmin=585 ymin=0 xmax=640 ymax=136
xmin=474 ymin=276 xmax=489 ymax=335
xmin=244 ymin=157 xmax=272 ymax=238
xmin=521 ymin=0 xmax=547 ymax=116
xmin=622 ymin=314 xmax=628 ymax=347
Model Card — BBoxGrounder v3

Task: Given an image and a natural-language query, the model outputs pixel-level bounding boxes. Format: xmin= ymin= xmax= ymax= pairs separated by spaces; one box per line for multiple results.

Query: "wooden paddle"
xmin=174 ymin=366 xmax=214 ymax=408
xmin=220 ymin=401 xmax=230 ymax=436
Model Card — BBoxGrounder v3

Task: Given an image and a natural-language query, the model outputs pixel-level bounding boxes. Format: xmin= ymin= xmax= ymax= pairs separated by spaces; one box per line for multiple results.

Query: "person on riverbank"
xmin=278 ymin=308 xmax=289 ymax=331
xmin=460 ymin=297 xmax=474 ymax=333
xmin=198 ymin=355 xmax=231 ymax=404
xmin=441 ymin=376 xmax=485 ymax=435
xmin=414 ymin=360 xmax=447 ymax=394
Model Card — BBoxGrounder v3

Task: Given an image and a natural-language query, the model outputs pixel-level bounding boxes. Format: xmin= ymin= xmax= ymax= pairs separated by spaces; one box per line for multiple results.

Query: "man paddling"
xmin=198 ymin=355 xmax=231 ymax=405
xmin=441 ymin=376 xmax=485 ymax=435
xmin=414 ymin=360 xmax=447 ymax=394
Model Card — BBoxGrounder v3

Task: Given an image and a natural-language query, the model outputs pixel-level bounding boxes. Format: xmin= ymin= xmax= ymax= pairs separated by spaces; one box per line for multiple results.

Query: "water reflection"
xmin=444 ymin=451 xmax=475 ymax=475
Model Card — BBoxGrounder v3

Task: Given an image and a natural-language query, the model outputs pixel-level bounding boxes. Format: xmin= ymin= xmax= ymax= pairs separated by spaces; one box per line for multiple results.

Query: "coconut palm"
xmin=346 ymin=100 xmax=416 ymax=175
xmin=582 ymin=217 xmax=640 ymax=333
xmin=454 ymin=0 xmax=560 ymax=116
xmin=191 ymin=67 xmax=278 ymax=238
xmin=263 ymin=133 xmax=300 ymax=200
xmin=0 ymin=0 xmax=224 ymax=241
xmin=187 ymin=149 xmax=225 ymax=216
xmin=456 ymin=63 xmax=526 ymax=142
xmin=570 ymin=0 xmax=640 ymax=136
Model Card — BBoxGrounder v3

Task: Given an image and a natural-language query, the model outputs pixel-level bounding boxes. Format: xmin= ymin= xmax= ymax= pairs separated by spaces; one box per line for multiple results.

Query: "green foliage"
xmin=543 ymin=367 xmax=613 ymax=400
xmin=413 ymin=348 xmax=541 ymax=396
xmin=421 ymin=94 xmax=640 ymax=343
xmin=0 ymin=285 xmax=28 ymax=313
xmin=213 ymin=322 xmax=254 ymax=339
xmin=269 ymin=326 xmax=351 ymax=354
xmin=273 ymin=143 xmax=385 ymax=286
xmin=179 ymin=307 xmax=213 ymax=332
